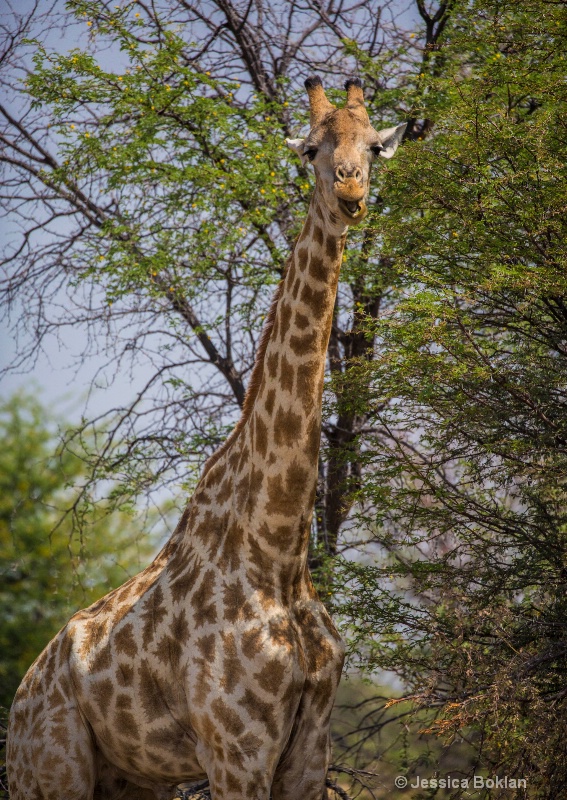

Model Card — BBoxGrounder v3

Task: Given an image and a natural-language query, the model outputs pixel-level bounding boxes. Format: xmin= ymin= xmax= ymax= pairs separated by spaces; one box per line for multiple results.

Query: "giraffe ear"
xmin=376 ymin=123 xmax=407 ymax=159
xmin=285 ymin=138 xmax=308 ymax=164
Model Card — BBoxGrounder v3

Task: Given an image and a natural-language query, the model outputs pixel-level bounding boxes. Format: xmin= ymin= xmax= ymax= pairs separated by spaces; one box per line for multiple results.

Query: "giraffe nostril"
xmin=335 ymin=165 xmax=363 ymax=184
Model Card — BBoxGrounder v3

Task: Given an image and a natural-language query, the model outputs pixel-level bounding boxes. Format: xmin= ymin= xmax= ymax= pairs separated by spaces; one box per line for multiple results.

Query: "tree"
xmin=333 ymin=0 xmax=567 ymax=793
xmin=11 ymin=0 xmax=566 ymax=795
xmin=0 ymin=0 xmax=434 ymax=547
xmin=0 ymin=393 xmax=159 ymax=710
xmin=0 ymin=1 xmax=477 ymax=795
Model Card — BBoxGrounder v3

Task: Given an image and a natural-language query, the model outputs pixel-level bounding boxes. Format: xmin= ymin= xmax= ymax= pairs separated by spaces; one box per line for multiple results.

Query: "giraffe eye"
xmin=304 ymin=148 xmax=318 ymax=161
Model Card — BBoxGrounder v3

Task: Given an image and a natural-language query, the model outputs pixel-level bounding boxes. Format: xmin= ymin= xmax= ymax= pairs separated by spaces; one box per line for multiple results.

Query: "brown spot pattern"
xmin=47 ymin=686 xmax=65 ymax=709
xmin=79 ymin=619 xmax=107 ymax=658
xmin=221 ymin=632 xmax=245 ymax=694
xmin=296 ymin=361 xmax=318 ymax=412
xmin=115 ymin=710 xmax=138 ymax=738
xmin=306 ymin=417 xmax=322 ymax=461
xmin=222 ymin=578 xmax=254 ymax=623
xmin=290 ymin=330 xmax=318 ymax=356
xmin=257 ymin=521 xmax=294 ymax=552
xmin=326 ymin=236 xmax=339 ymax=261
xmin=90 ymin=678 xmax=114 ymax=708
xmin=117 ymin=662 xmax=134 ymax=687
xmin=190 ymin=569 xmax=217 ymax=628
xmin=309 ymin=254 xmax=326 ymax=282
xmin=141 ymin=585 xmax=168 ymax=648
xmin=146 ymin=722 xmax=187 ymax=755
xmin=241 ymin=627 xmax=264 ymax=660
xmin=265 ymin=388 xmax=276 ymax=416
xmin=197 ymin=633 xmax=215 ymax=661
xmin=279 ymin=301 xmax=292 ymax=342
xmin=90 ymin=642 xmax=112 ymax=673
xmin=269 ymin=617 xmax=295 ymax=651
xmin=273 ymin=407 xmax=302 ymax=446
xmin=139 ymin=662 xmax=166 ymax=722
xmin=238 ymin=689 xmax=278 ymax=739
xmin=296 ymin=247 xmax=309 ymax=271
xmin=114 ymin=623 xmax=138 ymax=658
xmin=254 ymin=660 xmax=286 ymax=695
xmin=226 ymin=773 xmax=243 ymax=792
xmin=254 ymin=413 xmax=268 ymax=459
xmin=279 ymin=354 xmax=294 ymax=393
xmin=211 ymin=698 xmax=245 ymax=737
xmin=266 ymin=351 xmax=279 ymax=378
xmin=218 ymin=520 xmax=244 ymax=574
xmin=115 ymin=693 xmax=132 ymax=710
xmin=300 ymin=284 xmax=327 ymax=319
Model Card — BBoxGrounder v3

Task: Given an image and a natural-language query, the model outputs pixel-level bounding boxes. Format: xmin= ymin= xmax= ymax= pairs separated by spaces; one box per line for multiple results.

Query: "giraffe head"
xmin=286 ymin=76 xmax=406 ymax=226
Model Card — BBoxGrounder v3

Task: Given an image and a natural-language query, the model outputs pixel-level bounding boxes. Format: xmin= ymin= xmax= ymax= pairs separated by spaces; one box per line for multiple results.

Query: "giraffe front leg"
xmin=207 ymin=767 xmax=272 ymax=800
xmin=7 ymin=693 xmax=97 ymax=800
xmin=270 ymin=700 xmax=333 ymax=800
xmin=195 ymin=740 xmax=275 ymax=800
xmin=272 ymin=604 xmax=345 ymax=800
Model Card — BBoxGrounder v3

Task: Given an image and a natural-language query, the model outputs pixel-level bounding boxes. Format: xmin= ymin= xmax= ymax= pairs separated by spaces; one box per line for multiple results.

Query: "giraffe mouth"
xmin=337 ymin=198 xmax=367 ymax=223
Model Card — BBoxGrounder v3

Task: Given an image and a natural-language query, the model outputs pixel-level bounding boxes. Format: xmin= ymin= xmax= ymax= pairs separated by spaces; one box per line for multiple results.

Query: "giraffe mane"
xmin=200 ymin=256 xmax=289 ymax=477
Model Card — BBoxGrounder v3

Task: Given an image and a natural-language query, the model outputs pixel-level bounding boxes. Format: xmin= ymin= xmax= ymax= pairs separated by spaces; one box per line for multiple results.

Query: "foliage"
xmin=0 ymin=3 xmax=434 ymax=794
xmin=331 ymin=677 xmax=478 ymax=799
xmin=0 ymin=394 xmax=158 ymax=710
xmin=0 ymin=0 xmax=422 ymax=549
xmin=332 ymin=0 xmax=567 ymax=794
xmin=0 ymin=708 xmax=6 ymax=800
xmin=3 ymin=0 xmax=567 ymax=795
xmin=20 ymin=7 xmax=296 ymax=501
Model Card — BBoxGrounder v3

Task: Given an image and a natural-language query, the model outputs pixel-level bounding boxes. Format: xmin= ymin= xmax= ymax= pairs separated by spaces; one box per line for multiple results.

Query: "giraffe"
xmin=7 ymin=76 xmax=405 ymax=800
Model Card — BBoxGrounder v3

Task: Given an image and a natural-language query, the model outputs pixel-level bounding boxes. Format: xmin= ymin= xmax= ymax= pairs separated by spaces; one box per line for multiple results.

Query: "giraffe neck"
xmin=243 ymin=194 xmax=347 ymax=479
xmin=185 ymin=192 xmax=347 ymax=585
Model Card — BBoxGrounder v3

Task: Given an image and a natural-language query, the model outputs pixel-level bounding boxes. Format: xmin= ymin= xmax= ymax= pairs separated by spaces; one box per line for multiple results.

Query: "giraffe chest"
xmin=184 ymin=598 xmax=344 ymax=780
xmin=67 ymin=588 xmax=343 ymax=784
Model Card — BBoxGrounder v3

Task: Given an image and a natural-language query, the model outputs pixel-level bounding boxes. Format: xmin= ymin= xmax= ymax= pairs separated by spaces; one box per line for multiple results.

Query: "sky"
xmin=0 ymin=0 xmax=419 ymax=424
xmin=0 ymin=0 xmax=148 ymax=421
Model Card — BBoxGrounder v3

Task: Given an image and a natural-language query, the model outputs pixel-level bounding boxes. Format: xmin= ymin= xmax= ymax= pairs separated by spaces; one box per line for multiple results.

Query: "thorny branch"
xmin=0 ymin=0 xmax=450 ymax=542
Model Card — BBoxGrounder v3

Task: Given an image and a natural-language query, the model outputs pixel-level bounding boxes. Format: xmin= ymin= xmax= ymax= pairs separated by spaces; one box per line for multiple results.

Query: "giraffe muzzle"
xmin=337 ymin=197 xmax=367 ymax=223
xmin=334 ymin=177 xmax=367 ymax=223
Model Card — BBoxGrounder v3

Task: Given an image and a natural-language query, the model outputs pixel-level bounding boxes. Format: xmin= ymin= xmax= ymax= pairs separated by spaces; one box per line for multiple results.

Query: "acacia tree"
xmin=0 ymin=3 xmax=449 ymax=795
xmin=332 ymin=0 xmax=567 ymax=794
xmin=0 ymin=0 xmax=447 ymax=549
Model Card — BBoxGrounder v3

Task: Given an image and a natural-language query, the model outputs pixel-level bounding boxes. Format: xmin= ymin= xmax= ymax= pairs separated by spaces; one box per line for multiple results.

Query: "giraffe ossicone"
xmin=7 ymin=76 xmax=406 ymax=800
